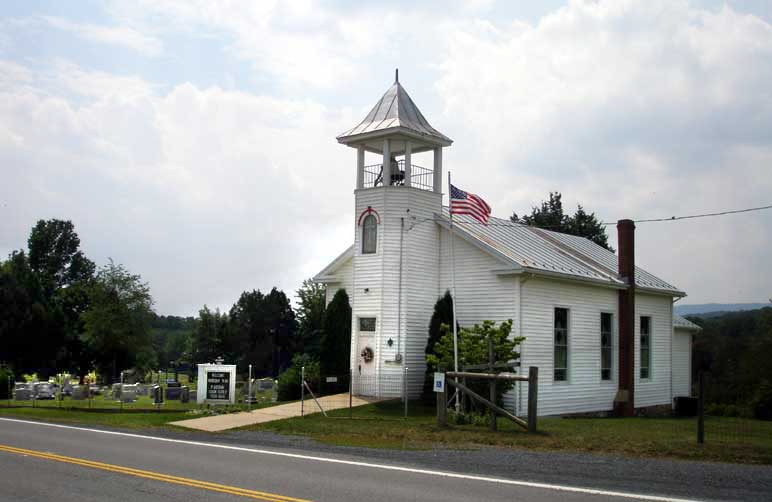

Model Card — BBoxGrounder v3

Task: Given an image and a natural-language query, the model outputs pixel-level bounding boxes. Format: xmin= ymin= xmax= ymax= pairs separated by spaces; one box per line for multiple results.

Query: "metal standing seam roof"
xmin=673 ymin=314 xmax=702 ymax=331
xmin=337 ymin=79 xmax=452 ymax=145
xmin=439 ymin=209 xmax=684 ymax=296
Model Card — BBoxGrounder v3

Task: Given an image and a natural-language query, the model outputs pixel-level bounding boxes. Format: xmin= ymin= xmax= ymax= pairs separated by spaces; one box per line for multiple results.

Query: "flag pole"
xmin=448 ymin=171 xmax=460 ymax=412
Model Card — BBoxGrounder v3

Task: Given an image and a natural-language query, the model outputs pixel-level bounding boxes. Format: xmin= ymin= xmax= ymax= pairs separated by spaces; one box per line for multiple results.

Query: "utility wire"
xmin=603 ymin=203 xmax=772 ymax=225
xmin=422 ymin=202 xmax=772 ymax=230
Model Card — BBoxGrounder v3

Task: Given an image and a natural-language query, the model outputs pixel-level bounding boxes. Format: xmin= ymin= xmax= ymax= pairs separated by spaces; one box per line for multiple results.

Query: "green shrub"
xmin=277 ymin=354 xmax=319 ymax=402
xmin=0 ymin=368 xmax=13 ymax=400
xmin=751 ymin=381 xmax=772 ymax=421
xmin=705 ymin=403 xmax=725 ymax=416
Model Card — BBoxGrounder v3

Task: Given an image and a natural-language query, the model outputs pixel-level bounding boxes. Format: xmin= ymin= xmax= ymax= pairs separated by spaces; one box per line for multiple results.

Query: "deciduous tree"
xmin=81 ymin=261 xmax=154 ymax=383
xmin=296 ymin=278 xmax=326 ymax=358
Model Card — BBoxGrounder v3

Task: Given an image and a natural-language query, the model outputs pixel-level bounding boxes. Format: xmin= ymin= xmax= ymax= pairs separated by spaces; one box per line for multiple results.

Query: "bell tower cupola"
xmin=337 ymin=70 xmax=452 ymax=193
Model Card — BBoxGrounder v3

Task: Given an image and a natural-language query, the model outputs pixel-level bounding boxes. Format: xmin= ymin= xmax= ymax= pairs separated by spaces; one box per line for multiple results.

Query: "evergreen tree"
xmin=511 ymin=192 xmax=613 ymax=251
xmin=225 ymin=287 xmax=297 ymax=377
xmin=422 ymin=291 xmax=455 ymax=401
xmin=320 ymin=289 xmax=351 ymax=377
xmin=191 ymin=305 xmax=227 ymax=366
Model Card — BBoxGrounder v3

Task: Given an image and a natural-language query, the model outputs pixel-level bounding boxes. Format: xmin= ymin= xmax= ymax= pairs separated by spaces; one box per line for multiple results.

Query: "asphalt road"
xmin=0 ymin=418 xmax=767 ymax=502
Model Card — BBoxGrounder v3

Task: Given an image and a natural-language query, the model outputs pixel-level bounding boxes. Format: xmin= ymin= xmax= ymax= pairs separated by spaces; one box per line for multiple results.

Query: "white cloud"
xmin=0 ymin=59 xmax=355 ymax=314
xmin=434 ymin=0 xmax=772 ymax=303
xmin=42 ymin=15 xmax=162 ymax=56
xmin=2 ymin=0 xmax=772 ymax=312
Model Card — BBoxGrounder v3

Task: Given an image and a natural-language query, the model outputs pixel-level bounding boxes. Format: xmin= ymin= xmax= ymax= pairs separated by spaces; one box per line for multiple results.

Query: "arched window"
xmin=362 ymin=214 xmax=377 ymax=254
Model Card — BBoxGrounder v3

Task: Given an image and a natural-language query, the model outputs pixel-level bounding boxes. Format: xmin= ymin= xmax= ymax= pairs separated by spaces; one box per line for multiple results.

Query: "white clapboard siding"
xmin=438 ymin=228 xmax=517 ymax=326
xmin=634 ymin=293 xmax=673 ymax=408
xmin=672 ymin=330 xmax=693 ymax=398
xmin=325 ymin=257 xmax=353 ymax=306
xmin=349 ymin=186 xmax=443 ymax=397
xmin=518 ymin=277 xmax=619 ymax=416
xmin=402 ymin=189 xmax=442 ymax=398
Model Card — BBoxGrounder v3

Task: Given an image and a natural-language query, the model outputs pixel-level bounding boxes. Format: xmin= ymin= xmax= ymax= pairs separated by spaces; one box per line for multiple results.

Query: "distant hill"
xmin=675 ymin=303 xmax=770 ymax=317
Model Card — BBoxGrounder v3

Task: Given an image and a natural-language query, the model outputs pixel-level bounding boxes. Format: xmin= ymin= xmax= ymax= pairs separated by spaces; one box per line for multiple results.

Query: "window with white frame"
xmin=359 ymin=317 xmax=376 ymax=333
xmin=362 ymin=214 xmax=377 ymax=254
xmin=554 ymin=307 xmax=569 ymax=381
xmin=640 ymin=316 xmax=651 ymax=379
xmin=601 ymin=312 xmax=613 ymax=381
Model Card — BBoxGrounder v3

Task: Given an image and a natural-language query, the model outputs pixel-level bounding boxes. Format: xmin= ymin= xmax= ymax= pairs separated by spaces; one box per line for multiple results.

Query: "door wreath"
xmin=360 ymin=347 xmax=374 ymax=363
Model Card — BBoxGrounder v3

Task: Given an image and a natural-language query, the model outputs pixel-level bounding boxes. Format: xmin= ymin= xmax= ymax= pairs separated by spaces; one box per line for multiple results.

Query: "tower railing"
xmin=363 ymin=160 xmax=433 ymax=191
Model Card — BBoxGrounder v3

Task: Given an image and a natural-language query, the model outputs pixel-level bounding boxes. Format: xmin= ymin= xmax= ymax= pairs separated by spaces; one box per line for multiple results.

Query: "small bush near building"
xmin=277 ymin=354 xmax=319 ymax=401
xmin=0 ymin=368 xmax=12 ymax=399
xmin=752 ymin=381 xmax=772 ymax=421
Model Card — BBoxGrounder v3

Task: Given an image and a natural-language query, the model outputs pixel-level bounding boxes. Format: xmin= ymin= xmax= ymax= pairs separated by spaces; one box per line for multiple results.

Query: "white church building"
xmin=315 ymin=74 xmax=699 ymax=417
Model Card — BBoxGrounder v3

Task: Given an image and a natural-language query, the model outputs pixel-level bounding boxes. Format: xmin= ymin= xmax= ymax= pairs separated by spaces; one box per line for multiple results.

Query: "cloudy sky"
xmin=1 ymin=0 xmax=771 ymax=315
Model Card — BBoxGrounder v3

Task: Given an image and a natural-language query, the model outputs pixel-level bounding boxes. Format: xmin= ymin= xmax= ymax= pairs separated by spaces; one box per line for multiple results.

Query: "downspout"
xmin=517 ymin=273 xmax=531 ymax=416
xmin=669 ymin=299 xmax=673 ymax=407
xmin=397 ymin=217 xmax=404 ymax=362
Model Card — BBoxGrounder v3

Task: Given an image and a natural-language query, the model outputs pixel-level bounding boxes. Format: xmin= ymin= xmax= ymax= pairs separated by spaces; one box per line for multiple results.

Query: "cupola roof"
xmin=337 ymin=70 xmax=452 ymax=153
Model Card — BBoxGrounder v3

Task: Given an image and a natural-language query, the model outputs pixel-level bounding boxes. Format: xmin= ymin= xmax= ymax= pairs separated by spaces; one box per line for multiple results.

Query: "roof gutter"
xmin=519 ymin=267 xmax=628 ymax=290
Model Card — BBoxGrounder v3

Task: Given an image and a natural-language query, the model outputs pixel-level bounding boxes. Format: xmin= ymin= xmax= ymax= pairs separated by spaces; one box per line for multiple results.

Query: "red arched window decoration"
xmin=357 ymin=206 xmax=381 ymax=226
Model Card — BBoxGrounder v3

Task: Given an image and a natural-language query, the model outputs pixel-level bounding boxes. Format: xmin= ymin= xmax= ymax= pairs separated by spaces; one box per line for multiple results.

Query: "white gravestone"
xmin=196 ymin=364 xmax=237 ymax=405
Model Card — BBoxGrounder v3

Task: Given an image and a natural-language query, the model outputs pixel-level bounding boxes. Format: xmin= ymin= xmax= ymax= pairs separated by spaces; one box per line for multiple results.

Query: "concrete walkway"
xmin=169 ymin=393 xmax=382 ymax=432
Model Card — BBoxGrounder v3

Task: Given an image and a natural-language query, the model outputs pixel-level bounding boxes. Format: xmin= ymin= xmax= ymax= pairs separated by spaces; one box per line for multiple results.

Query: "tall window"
xmin=601 ymin=313 xmax=613 ymax=381
xmin=362 ymin=214 xmax=377 ymax=254
xmin=554 ymin=307 xmax=569 ymax=381
xmin=640 ymin=316 xmax=651 ymax=379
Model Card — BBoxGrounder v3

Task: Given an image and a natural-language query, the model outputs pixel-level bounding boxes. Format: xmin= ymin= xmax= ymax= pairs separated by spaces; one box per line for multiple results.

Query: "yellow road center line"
xmin=0 ymin=444 xmax=310 ymax=502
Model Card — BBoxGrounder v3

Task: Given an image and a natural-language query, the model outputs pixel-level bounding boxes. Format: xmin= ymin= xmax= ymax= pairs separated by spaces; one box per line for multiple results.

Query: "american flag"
xmin=450 ymin=184 xmax=491 ymax=225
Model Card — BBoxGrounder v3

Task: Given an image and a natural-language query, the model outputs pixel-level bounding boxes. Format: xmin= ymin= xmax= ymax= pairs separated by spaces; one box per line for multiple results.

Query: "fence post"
xmin=301 ymin=366 xmax=305 ymax=417
xmin=697 ymin=371 xmax=705 ymax=444
xmin=349 ymin=368 xmax=353 ymax=419
xmin=437 ymin=387 xmax=447 ymax=427
xmin=527 ymin=366 xmax=538 ymax=433
xmin=489 ymin=337 xmax=497 ymax=432
xmin=403 ymin=366 xmax=409 ymax=419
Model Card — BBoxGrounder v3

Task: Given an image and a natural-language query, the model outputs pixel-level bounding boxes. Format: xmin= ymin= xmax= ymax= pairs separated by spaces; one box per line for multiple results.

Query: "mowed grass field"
xmin=0 ymin=390 xmax=276 ymax=429
xmin=3 ymin=398 xmax=771 ymax=464
xmin=249 ymin=400 xmax=772 ymax=465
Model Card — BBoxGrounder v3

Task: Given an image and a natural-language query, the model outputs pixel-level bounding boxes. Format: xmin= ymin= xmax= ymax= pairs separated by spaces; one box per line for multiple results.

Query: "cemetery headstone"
xmin=152 ymin=385 xmax=164 ymax=405
xmin=165 ymin=381 xmax=182 ymax=400
xmin=71 ymin=385 xmax=87 ymax=400
xmin=257 ymin=378 xmax=274 ymax=391
xmin=14 ymin=383 xmax=31 ymax=401
xmin=121 ymin=384 xmax=138 ymax=403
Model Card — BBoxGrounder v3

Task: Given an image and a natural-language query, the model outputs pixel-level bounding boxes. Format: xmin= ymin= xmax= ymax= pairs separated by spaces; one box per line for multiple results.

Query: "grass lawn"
xmin=249 ymin=400 xmax=772 ymax=465
xmin=0 ymin=406 xmax=193 ymax=429
xmin=0 ymin=390 xmax=277 ymax=430
xmin=4 ymin=397 xmax=769 ymax=465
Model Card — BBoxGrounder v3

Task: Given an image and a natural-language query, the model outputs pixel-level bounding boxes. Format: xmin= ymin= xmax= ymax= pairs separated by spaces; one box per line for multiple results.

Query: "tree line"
xmin=0 ymin=220 xmax=351 ymax=386
xmin=692 ymin=307 xmax=772 ymax=419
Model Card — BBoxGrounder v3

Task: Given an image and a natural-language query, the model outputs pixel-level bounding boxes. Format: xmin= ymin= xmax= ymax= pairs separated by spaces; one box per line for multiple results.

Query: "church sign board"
xmin=196 ymin=363 xmax=237 ymax=404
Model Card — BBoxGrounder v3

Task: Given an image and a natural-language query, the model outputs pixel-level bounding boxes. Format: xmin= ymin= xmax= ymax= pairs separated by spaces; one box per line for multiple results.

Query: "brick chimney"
xmin=614 ymin=219 xmax=635 ymax=417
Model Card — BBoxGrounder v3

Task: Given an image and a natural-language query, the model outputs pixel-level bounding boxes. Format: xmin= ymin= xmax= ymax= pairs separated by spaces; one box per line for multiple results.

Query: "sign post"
xmin=435 ymin=372 xmax=447 ymax=426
